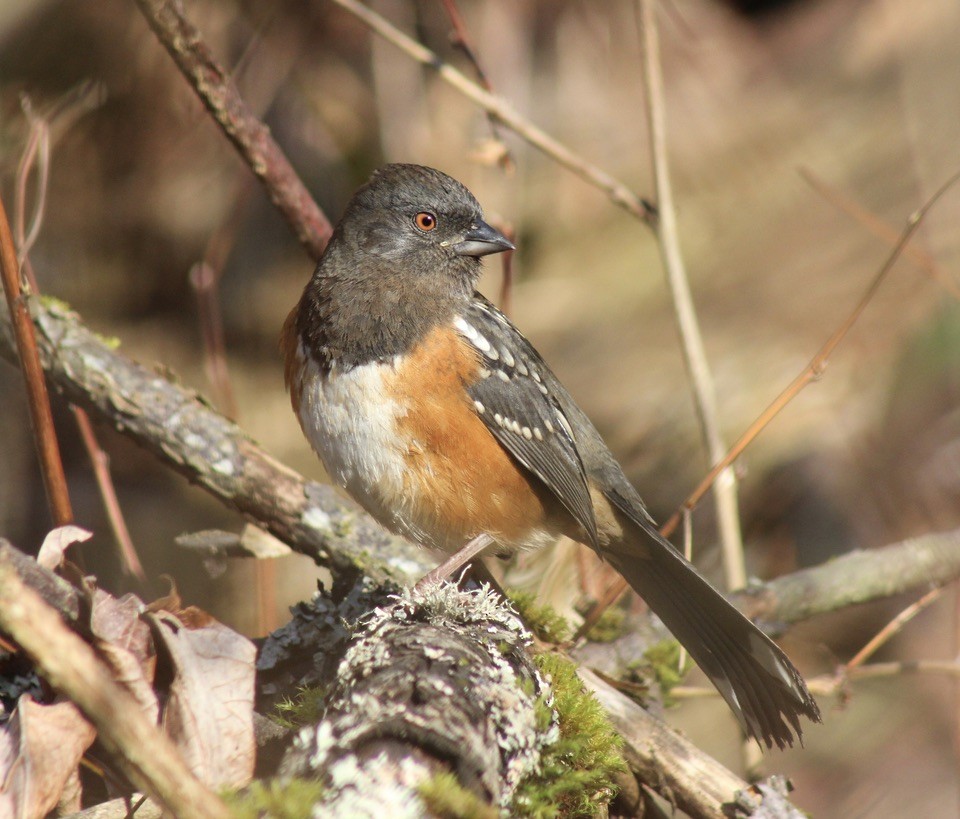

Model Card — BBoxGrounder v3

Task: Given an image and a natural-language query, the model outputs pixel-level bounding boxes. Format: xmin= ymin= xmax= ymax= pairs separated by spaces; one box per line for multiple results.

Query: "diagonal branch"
xmin=0 ymin=298 xmax=429 ymax=585
xmin=638 ymin=0 xmax=745 ymax=591
xmin=133 ymin=0 xmax=332 ymax=261
xmin=0 ymin=195 xmax=73 ymax=528
xmin=330 ymin=0 xmax=656 ymax=225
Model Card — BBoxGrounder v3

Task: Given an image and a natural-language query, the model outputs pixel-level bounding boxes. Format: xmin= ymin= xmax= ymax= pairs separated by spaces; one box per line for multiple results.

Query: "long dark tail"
xmin=603 ymin=516 xmax=821 ymax=749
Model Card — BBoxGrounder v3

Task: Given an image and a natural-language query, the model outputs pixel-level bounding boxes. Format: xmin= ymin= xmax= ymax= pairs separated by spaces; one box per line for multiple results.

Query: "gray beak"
xmin=452 ymin=220 xmax=515 ymax=257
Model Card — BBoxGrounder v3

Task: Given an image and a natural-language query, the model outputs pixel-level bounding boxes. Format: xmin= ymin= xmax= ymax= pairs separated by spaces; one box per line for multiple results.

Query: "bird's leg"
xmin=415 ymin=533 xmax=495 ymax=590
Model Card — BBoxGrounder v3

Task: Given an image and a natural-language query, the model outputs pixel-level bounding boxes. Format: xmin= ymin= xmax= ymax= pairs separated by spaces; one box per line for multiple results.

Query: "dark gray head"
xmin=339 ymin=163 xmax=514 ymax=268
xmin=296 ymin=164 xmax=513 ymax=368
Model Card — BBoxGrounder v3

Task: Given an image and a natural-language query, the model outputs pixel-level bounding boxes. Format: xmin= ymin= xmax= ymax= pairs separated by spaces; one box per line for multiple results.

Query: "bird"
xmin=282 ymin=163 xmax=821 ymax=749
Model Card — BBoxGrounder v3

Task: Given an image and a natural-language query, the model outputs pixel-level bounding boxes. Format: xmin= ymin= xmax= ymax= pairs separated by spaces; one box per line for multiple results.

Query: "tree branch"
xmin=0 ymin=298 xmax=429 ymax=584
xmin=733 ymin=528 xmax=960 ymax=626
xmin=0 ymin=546 xmax=231 ymax=819
xmin=330 ymin=0 xmax=655 ymax=225
xmin=133 ymin=0 xmax=332 ymax=260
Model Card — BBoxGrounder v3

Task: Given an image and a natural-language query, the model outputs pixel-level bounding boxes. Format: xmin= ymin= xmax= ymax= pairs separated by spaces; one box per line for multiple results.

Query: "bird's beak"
xmin=452 ymin=220 xmax=515 ymax=257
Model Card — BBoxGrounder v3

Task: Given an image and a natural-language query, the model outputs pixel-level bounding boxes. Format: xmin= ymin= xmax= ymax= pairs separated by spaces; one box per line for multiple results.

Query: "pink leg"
xmin=414 ymin=533 xmax=495 ymax=590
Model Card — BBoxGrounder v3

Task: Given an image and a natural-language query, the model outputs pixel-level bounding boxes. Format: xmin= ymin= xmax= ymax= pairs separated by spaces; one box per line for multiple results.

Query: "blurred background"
xmin=1 ymin=0 xmax=959 ymax=814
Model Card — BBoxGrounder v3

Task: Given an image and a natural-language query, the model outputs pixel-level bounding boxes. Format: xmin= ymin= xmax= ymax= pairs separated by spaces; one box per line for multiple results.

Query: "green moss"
xmin=512 ymin=653 xmax=626 ymax=817
xmin=418 ymin=771 xmax=498 ymax=819
xmin=584 ymin=607 xmax=626 ymax=643
xmin=273 ymin=685 xmax=326 ymax=729
xmin=225 ymin=778 xmax=325 ymax=819
xmin=506 ymin=591 xmax=571 ymax=644
xmin=638 ymin=639 xmax=691 ymax=706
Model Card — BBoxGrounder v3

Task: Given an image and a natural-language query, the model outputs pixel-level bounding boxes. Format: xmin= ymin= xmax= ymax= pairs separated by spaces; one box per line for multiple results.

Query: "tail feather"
xmin=604 ymin=520 xmax=821 ymax=749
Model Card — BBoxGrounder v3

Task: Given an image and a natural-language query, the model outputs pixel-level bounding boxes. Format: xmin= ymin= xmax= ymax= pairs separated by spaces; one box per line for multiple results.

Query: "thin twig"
xmin=661 ymin=164 xmax=960 ymax=538
xmin=189 ymin=262 xmax=238 ymax=420
xmin=0 ymin=549 xmax=231 ymax=819
xmin=437 ymin=0 xmax=514 ymax=171
xmin=800 ymin=167 xmax=960 ymax=301
xmin=845 ymin=586 xmax=944 ymax=673
xmin=674 ymin=659 xmax=960 ymax=702
xmin=13 ymin=106 xmax=146 ymax=579
xmin=496 ymin=222 xmax=516 ymax=315
xmin=331 ymin=0 xmax=656 ymax=226
xmin=13 ymin=97 xmax=48 ymax=293
xmin=133 ymin=0 xmax=333 ymax=262
xmin=0 ymin=194 xmax=73 ymax=527
xmin=72 ymin=407 xmax=146 ymax=582
xmin=639 ymin=0 xmax=745 ymax=592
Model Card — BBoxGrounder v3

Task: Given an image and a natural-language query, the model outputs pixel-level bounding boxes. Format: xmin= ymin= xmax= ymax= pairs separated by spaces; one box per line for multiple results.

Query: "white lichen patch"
xmin=211 ymin=457 xmax=234 ymax=475
xmin=281 ymin=583 xmax=561 ymax=814
xmin=302 ymin=505 xmax=333 ymax=535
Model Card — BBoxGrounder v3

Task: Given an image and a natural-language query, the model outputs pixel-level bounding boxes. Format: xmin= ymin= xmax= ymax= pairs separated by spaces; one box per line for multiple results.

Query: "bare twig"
xmin=437 ymin=0 xmax=514 ymax=171
xmin=845 ymin=586 xmax=944 ymax=673
xmin=662 ymin=165 xmax=960 ymax=537
xmin=0 ymin=194 xmax=73 ymax=527
xmin=133 ymin=0 xmax=333 ymax=261
xmin=638 ymin=0 xmax=745 ymax=593
xmin=0 ymin=548 xmax=231 ymax=819
xmin=13 ymin=106 xmax=146 ymax=578
xmin=330 ymin=0 xmax=656 ymax=225
xmin=579 ymin=166 xmax=960 ymax=634
xmin=72 ymin=407 xmax=146 ymax=582
xmin=13 ymin=97 xmax=49 ymax=293
xmin=189 ymin=261 xmax=238 ymax=420
xmin=800 ymin=167 xmax=960 ymax=301
xmin=0 ymin=298 xmax=430 ymax=584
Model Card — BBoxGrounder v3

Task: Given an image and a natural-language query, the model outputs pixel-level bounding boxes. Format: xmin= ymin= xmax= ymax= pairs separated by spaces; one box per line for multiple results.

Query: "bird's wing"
xmin=456 ymin=296 xmax=598 ymax=547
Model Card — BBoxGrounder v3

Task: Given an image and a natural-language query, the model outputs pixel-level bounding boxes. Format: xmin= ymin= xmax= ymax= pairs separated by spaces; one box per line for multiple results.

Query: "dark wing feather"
xmin=457 ymin=297 xmax=598 ymax=547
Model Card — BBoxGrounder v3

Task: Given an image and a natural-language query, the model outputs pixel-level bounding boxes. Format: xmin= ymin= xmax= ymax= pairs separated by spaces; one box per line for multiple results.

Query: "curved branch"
xmin=0 ymin=298 xmax=429 ymax=584
xmin=133 ymin=0 xmax=332 ymax=260
xmin=733 ymin=529 xmax=960 ymax=626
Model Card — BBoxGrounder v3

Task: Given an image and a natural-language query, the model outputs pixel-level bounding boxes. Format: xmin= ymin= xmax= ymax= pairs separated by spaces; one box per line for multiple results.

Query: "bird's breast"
xmin=286 ymin=322 xmax=566 ymax=554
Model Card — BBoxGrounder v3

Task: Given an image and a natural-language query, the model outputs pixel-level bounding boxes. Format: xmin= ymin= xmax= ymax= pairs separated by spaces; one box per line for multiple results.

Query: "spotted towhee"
xmin=283 ymin=164 xmax=821 ymax=749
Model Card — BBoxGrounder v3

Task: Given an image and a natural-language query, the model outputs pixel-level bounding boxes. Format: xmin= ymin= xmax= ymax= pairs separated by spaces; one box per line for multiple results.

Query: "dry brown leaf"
xmin=36 ymin=526 xmax=92 ymax=571
xmin=87 ymin=590 xmax=159 ymax=724
xmin=146 ymin=611 xmax=256 ymax=789
xmin=0 ymin=697 xmax=95 ymax=818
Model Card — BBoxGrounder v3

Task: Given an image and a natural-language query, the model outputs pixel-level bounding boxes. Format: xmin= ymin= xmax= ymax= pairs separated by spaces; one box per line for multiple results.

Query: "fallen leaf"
xmin=36 ymin=526 xmax=93 ymax=571
xmin=147 ymin=612 xmax=256 ymax=789
xmin=0 ymin=697 xmax=95 ymax=817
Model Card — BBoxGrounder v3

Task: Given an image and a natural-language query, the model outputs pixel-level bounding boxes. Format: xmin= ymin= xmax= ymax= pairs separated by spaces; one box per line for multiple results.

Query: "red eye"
xmin=414 ymin=212 xmax=437 ymax=231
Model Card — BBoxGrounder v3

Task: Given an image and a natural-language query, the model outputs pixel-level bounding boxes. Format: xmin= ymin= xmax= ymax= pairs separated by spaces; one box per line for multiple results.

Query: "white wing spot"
xmin=516 ymin=361 xmax=529 ymax=376
xmin=494 ymin=413 xmax=504 ymax=426
xmin=502 ymin=348 xmax=516 ymax=368
xmin=555 ymin=411 xmax=575 ymax=440
xmin=496 ymin=370 xmax=510 ymax=382
xmin=473 ymin=400 xmax=485 ymax=414
xmin=521 ymin=426 xmax=533 ymax=440
xmin=533 ymin=427 xmax=544 ymax=441
xmin=478 ymin=367 xmax=491 ymax=379
xmin=454 ymin=316 xmax=492 ymax=353
xmin=545 ymin=419 xmax=555 ymax=433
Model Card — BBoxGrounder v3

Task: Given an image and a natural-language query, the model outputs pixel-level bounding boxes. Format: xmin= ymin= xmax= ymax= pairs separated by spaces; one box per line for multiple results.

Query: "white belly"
xmin=295 ymin=353 xmax=425 ymax=543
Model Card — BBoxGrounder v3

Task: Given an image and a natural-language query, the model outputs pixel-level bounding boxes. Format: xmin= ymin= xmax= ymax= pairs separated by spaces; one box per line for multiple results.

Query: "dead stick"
xmin=639 ymin=0 xmax=745 ymax=591
xmin=331 ymin=0 xmax=655 ymax=225
xmin=133 ymin=0 xmax=332 ymax=261
xmin=72 ymin=407 xmax=146 ymax=582
xmin=0 ymin=548 xmax=231 ymax=819
xmin=577 ymin=166 xmax=960 ymax=636
xmin=0 ymin=194 xmax=72 ymax=527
